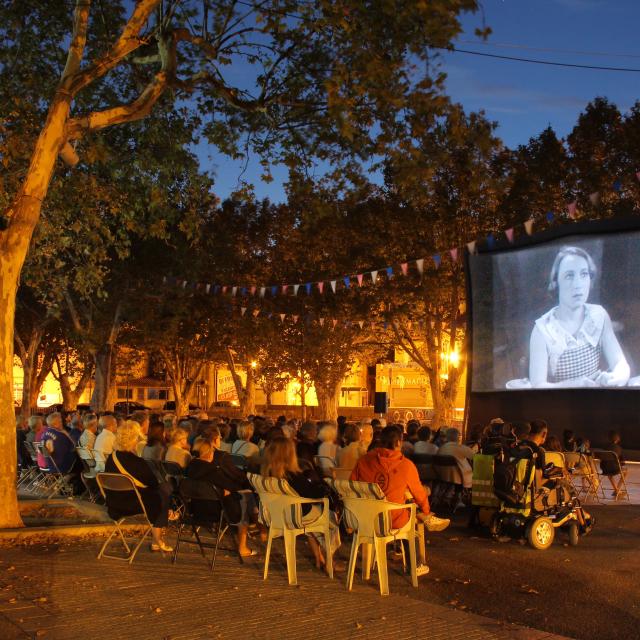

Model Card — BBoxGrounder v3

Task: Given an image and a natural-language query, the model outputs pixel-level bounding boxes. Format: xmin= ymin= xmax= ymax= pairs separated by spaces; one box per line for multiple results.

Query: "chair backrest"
xmin=229 ymin=453 xmax=248 ymax=470
xmin=162 ymin=460 xmax=185 ymax=478
xmin=592 ymin=449 xmax=622 ymax=474
xmin=433 ymin=454 xmax=463 ymax=484
xmin=247 ymin=473 xmax=310 ymax=530
xmin=96 ymin=473 xmax=150 ymax=521
xmin=313 ymin=455 xmax=336 ymax=470
xmin=76 ymin=446 xmax=96 ymax=467
xmin=544 ymin=451 xmax=565 ymax=469
xmin=324 ymin=478 xmax=387 ymax=532
xmin=24 ymin=441 xmax=40 ymax=463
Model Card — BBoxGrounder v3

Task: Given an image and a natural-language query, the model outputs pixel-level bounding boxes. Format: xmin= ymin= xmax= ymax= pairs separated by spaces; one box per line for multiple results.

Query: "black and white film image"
xmin=470 ymin=231 xmax=640 ymax=391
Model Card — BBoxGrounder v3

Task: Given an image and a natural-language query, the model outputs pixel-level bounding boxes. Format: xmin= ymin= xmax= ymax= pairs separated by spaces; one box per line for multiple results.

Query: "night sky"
xmin=197 ymin=0 xmax=640 ymax=203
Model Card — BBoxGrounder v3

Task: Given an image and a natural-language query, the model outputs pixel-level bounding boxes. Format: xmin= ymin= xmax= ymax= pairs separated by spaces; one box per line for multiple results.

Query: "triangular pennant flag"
xmin=293 ymin=284 xmax=300 ymax=296
xmin=317 ymin=281 xmax=324 ymax=294
xmin=205 ymin=284 xmax=211 ymax=294
xmin=319 ymin=317 xmax=325 ymax=327
xmin=432 ymin=254 xmax=441 ymax=269
xmin=271 ymin=285 xmax=278 ymax=297
xmin=332 ymin=319 xmax=338 ymax=328
xmin=293 ymin=315 xmax=299 ymax=324
xmin=305 ymin=282 xmax=312 ymax=295
xmin=222 ymin=286 xmax=228 ymax=295
xmin=505 ymin=228 xmax=514 ymax=243
xmin=416 ymin=258 xmax=424 ymax=275
xmin=466 ymin=241 xmax=477 ymax=255
xmin=259 ymin=287 xmax=266 ymax=298
xmin=232 ymin=286 xmax=238 ymax=297
xmin=213 ymin=285 xmax=220 ymax=295
xmin=589 ymin=191 xmax=600 ymax=206
xmin=386 ymin=266 xmax=393 ymax=278
xmin=567 ymin=201 xmax=578 ymax=220
xmin=240 ymin=307 xmax=247 ymax=316
xmin=636 ymin=171 xmax=640 ymax=182
xmin=252 ymin=309 xmax=260 ymax=317
xmin=371 ymin=270 xmax=378 ymax=284
xmin=330 ymin=280 xmax=337 ymax=293
xmin=524 ymin=219 xmax=534 ymax=236
xmin=267 ymin=312 xmax=273 ymax=319
xmin=343 ymin=276 xmax=351 ymax=289
xmin=400 ymin=262 xmax=408 ymax=276
xmin=250 ymin=286 xmax=256 ymax=296
xmin=162 ymin=276 xmax=168 ymax=284
xmin=281 ymin=284 xmax=288 ymax=295
xmin=486 ymin=233 xmax=495 ymax=249
xmin=449 ymin=248 xmax=458 ymax=262
xmin=546 ymin=211 xmax=554 ymax=223
xmin=240 ymin=287 xmax=247 ymax=296
xmin=182 ymin=280 xmax=188 ymax=289
xmin=358 ymin=320 xmax=364 ymax=329
xmin=613 ymin=179 xmax=622 ymax=193
xmin=356 ymin=273 xmax=364 ymax=286
xmin=279 ymin=313 xmax=286 ymax=322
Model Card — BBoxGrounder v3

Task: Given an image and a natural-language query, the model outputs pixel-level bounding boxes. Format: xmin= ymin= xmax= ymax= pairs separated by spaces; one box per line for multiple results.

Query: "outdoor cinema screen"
xmin=469 ymin=227 xmax=640 ymax=392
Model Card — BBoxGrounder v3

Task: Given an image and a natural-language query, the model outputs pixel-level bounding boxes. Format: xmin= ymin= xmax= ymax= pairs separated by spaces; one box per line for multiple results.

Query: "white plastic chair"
xmin=326 ymin=478 xmax=418 ymax=596
xmin=248 ymin=473 xmax=335 ymax=585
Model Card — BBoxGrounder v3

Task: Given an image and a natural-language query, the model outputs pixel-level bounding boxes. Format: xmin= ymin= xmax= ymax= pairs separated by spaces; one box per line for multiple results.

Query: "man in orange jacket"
xmin=351 ymin=426 xmax=450 ymax=532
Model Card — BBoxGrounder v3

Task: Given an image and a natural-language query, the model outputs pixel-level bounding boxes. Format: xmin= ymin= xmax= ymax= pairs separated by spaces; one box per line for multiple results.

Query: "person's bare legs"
xmin=307 ymin=535 xmax=325 ymax=568
xmin=237 ymin=524 xmax=254 ymax=556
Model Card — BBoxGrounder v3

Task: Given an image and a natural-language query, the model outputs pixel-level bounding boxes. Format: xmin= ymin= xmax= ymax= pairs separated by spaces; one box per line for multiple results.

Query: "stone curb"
xmin=0 ymin=522 xmax=147 ymax=546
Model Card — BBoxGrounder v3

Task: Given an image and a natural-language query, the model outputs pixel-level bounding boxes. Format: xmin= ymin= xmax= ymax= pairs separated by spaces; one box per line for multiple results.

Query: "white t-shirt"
xmin=93 ymin=429 xmax=116 ymax=472
xmin=165 ymin=444 xmax=192 ymax=469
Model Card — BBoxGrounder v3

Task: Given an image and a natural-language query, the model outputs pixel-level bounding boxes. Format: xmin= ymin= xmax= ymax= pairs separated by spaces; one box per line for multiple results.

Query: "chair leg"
xmin=407 ymin=535 xmax=418 ymax=588
xmin=362 ymin=542 xmax=373 ymax=580
xmin=192 ymin=524 xmax=206 ymax=558
xmin=373 ymin=538 xmax=389 ymax=596
xmin=263 ymin=528 xmax=274 ymax=580
xmin=346 ymin=535 xmax=360 ymax=591
xmin=283 ymin=530 xmax=298 ymax=585
xmin=210 ymin=512 xmax=226 ymax=572
xmin=171 ymin=523 xmax=184 ymax=564
xmin=323 ymin=529 xmax=333 ymax=580
xmin=128 ymin=526 xmax=152 ymax=564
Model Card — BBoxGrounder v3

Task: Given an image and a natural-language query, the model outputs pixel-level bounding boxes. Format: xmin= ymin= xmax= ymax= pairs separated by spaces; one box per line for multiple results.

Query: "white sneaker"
xmin=416 ymin=563 xmax=430 ymax=577
xmin=422 ymin=513 xmax=450 ymax=532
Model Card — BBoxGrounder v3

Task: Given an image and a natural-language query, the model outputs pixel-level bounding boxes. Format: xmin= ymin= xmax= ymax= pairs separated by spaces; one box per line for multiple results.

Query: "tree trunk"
xmin=316 ymin=381 xmax=341 ymax=422
xmin=19 ymin=354 xmax=35 ymax=419
xmin=240 ymin=367 xmax=256 ymax=416
xmin=92 ymin=344 xmax=116 ymax=412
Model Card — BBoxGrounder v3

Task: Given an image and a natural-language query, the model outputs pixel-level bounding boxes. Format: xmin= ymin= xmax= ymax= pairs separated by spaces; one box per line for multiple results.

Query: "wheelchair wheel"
xmin=526 ymin=516 xmax=555 ymax=550
xmin=567 ymin=521 xmax=579 ymax=546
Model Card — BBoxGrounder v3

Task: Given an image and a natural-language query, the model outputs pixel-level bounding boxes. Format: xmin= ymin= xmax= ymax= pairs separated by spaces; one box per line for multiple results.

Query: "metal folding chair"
xmin=35 ymin=442 xmax=75 ymax=498
xmin=96 ymin=473 xmax=153 ymax=564
xmin=564 ymin=452 xmax=604 ymax=503
xmin=171 ymin=477 xmax=230 ymax=572
xmin=593 ymin=450 xmax=630 ymax=502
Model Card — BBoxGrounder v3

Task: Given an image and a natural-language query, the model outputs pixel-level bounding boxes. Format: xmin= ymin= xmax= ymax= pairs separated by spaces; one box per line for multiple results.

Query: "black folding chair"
xmin=76 ymin=446 xmax=100 ymax=502
xmin=96 ymin=473 xmax=153 ymax=564
xmin=172 ymin=477 xmax=230 ymax=572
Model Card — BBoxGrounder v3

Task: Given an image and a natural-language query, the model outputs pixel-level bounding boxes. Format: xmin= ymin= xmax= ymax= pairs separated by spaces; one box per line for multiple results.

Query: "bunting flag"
xmin=400 ymin=262 xmax=408 ymax=276
xmin=281 ymin=284 xmax=288 ymax=295
xmin=416 ymin=258 xmax=424 ymax=275
xmin=293 ymin=284 xmax=300 ymax=296
xmin=636 ymin=171 xmax=640 ymax=182
xmin=319 ymin=317 xmax=325 ymax=326
xmin=358 ymin=320 xmax=364 ymax=329
xmin=505 ymin=228 xmax=515 ymax=243
xmin=162 ymin=276 xmax=168 ymax=284
xmin=524 ymin=219 xmax=534 ymax=235
xmin=260 ymin=287 xmax=266 ymax=298
xmin=305 ymin=283 xmax=312 ymax=295
xmin=467 ymin=241 xmax=477 ymax=255
xmin=240 ymin=307 xmax=247 ymax=316
xmin=567 ymin=201 xmax=578 ymax=220
xmin=332 ymin=319 xmax=338 ymax=328
xmin=486 ymin=233 xmax=495 ymax=249
xmin=182 ymin=280 xmax=188 ymax=288
xmin=432 ymin=254 xmax=441 ymax=269
xmin=450 ymin=248 xmax=458 ymax=262
xmin=293 ymin=315 xmax=299 ymax=324
xmin=232 ymin=286 xmax=238 ymax=296
xmin=279 ymin=313 xmax=286 ymax=322
xmin=271 ymin=285 xmax=278 ymax=297
xmin=250 ymin=285 xmax=256 ymax=296
xmin=343 ymin=276 xmax=351 ymax=289
xmin=317 ymin=281 xmax=324 ymax=294
xmin=222 ymin=286 xmax=228 ymax=295
xmin=546 ymin=211 xmax=555 ymax=223
xmin=386 ymin=266 xmax=393 ymax=278
xmin=252 ymin=309 xmax=260 ymax=317
xmin=240 ymin=287 xmax=247 ymax=296
xmin=589 ymin=192 xmax=600 ymax=206
xmin=613 ymin=179 xmax=622 ymax=193
xmin=356 ymin=273 xmax=364 ymax=286
xmin=205 ymin=284 xmax=211 ymax=294
xmin=371 ymin=270 xmax=378 ymax=284
xmin=330 ymin=280 xmax=337 ymax=293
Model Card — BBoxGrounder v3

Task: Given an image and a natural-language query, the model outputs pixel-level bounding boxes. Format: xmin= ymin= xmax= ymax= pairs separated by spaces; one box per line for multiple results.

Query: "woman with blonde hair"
xmin=316 ymin=422 xmax=338 ymax=474
xmin=165 ymin=426 xmax=192 ymax=468
xmin=104 ymin=421 xmax=173 ymax=552
xmin=230 ymin=421 xmax=260 ymax=460
xmin=261 ymin=437 xmax=341 ymax=572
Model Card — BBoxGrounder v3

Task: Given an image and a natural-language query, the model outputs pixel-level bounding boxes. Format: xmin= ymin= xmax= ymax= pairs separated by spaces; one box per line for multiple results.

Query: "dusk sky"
xmin=197 ymin=0 xmax=640 ymax=203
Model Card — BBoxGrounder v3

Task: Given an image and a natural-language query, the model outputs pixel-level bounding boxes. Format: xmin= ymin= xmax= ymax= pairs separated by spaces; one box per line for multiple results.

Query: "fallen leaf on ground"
xmin=154 ymin=607 xmax=162 ymax=613
xmin=355 ymin=622 xmax=363 ymax=629
xmin=35 ymin=630 xmax=46 ymax=637
xmin=8 ymin=597 xmax=17 ymax=603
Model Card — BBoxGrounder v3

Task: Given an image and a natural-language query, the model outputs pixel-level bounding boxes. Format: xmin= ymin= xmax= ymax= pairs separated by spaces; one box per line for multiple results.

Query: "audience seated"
xmin=413 ymin=426 xmax=438 ymax=455
xmin=601 ymin=430 xmax=628 ymax=498
xmin=336 ymin=423 xmax=365 ymax=471
xmin=79 ymin=413 xmax=98 ymax=451
xmin=436 ymin=427 xmax=475 ymax=489
xmin=230 ymin=421 xmax=260 ymax=461
xmin=104 ymin=421 xmax=173 ymax=552
xmin=41 ymin=412 xmax=79 ymax=478
xmin=316 ymin=423 xmax=339 ymax=470
xmin=94 ymin=415 xmax=118 ymax=473
xmin=165 ymin=426 xmax=192 ymax=469
xmin=296 ymin=421 xmax=319 ymax=463
xmin=142 ymin=421 xmax=167 ymax=462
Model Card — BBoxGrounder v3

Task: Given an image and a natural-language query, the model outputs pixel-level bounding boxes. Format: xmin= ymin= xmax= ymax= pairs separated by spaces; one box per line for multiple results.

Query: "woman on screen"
xmin=529 ymin=246 xmax=630 ymax=388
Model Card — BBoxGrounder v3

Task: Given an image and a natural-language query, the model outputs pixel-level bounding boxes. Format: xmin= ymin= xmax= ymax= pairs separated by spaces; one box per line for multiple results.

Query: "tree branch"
xmin=60 ymin=0 xmax=92 ymax=82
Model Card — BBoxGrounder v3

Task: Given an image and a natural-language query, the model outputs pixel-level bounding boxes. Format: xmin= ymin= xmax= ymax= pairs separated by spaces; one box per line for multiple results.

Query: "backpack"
xmin=493 ymin=447 xmax=536 ymax=507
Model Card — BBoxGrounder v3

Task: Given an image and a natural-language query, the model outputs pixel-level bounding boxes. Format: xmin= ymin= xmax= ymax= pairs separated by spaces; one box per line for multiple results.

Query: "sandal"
xmin=151 ymin=541 xmax=173 ymax=552
xmin=239 ymin=548 xmax=258 ymax=558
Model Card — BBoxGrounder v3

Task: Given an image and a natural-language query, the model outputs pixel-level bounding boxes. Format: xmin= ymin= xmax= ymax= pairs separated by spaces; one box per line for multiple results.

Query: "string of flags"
xmin=163 ymin=172 xmax=640 ymax=296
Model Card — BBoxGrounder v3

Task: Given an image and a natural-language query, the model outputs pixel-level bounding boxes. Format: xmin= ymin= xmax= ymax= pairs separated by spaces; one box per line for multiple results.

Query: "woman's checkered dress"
xmin=550 ymin=342 xmax=601 ymax=383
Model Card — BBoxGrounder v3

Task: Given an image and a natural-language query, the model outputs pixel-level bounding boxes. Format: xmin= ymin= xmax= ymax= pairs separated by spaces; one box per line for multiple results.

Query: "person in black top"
xmin=296 ymin=421 xmax=319 ymax=464
xmin=188 ymin=429 xmax=256 ymax=556
xmin=261 ymin=437 xmax=341 ymax=572
xmin=104 ymin=421 xmax=173 ymax=552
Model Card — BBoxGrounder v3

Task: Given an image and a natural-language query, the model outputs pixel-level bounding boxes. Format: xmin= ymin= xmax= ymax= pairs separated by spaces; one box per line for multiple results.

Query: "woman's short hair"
xmin=237 ymin=421 xmax=254 ymax=440
xmin=116 ymin=420 xmax=142 ymax=452
xmin=318 ymin=423 xmax=337 ymax=443
xmin=548 ymin=246 xmax=597 ymax=292
xmin=342 ymin=423 xmax=361 ymax=445
xmin=170 ymin=426 xmax=189 ymax=445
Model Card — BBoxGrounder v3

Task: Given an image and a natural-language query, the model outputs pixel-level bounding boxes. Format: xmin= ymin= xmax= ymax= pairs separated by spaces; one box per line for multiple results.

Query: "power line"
xmin=458 ymin=39 xmax=640 ymax=60
xmin=441 ymin=47 xmax=640 ymax=73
